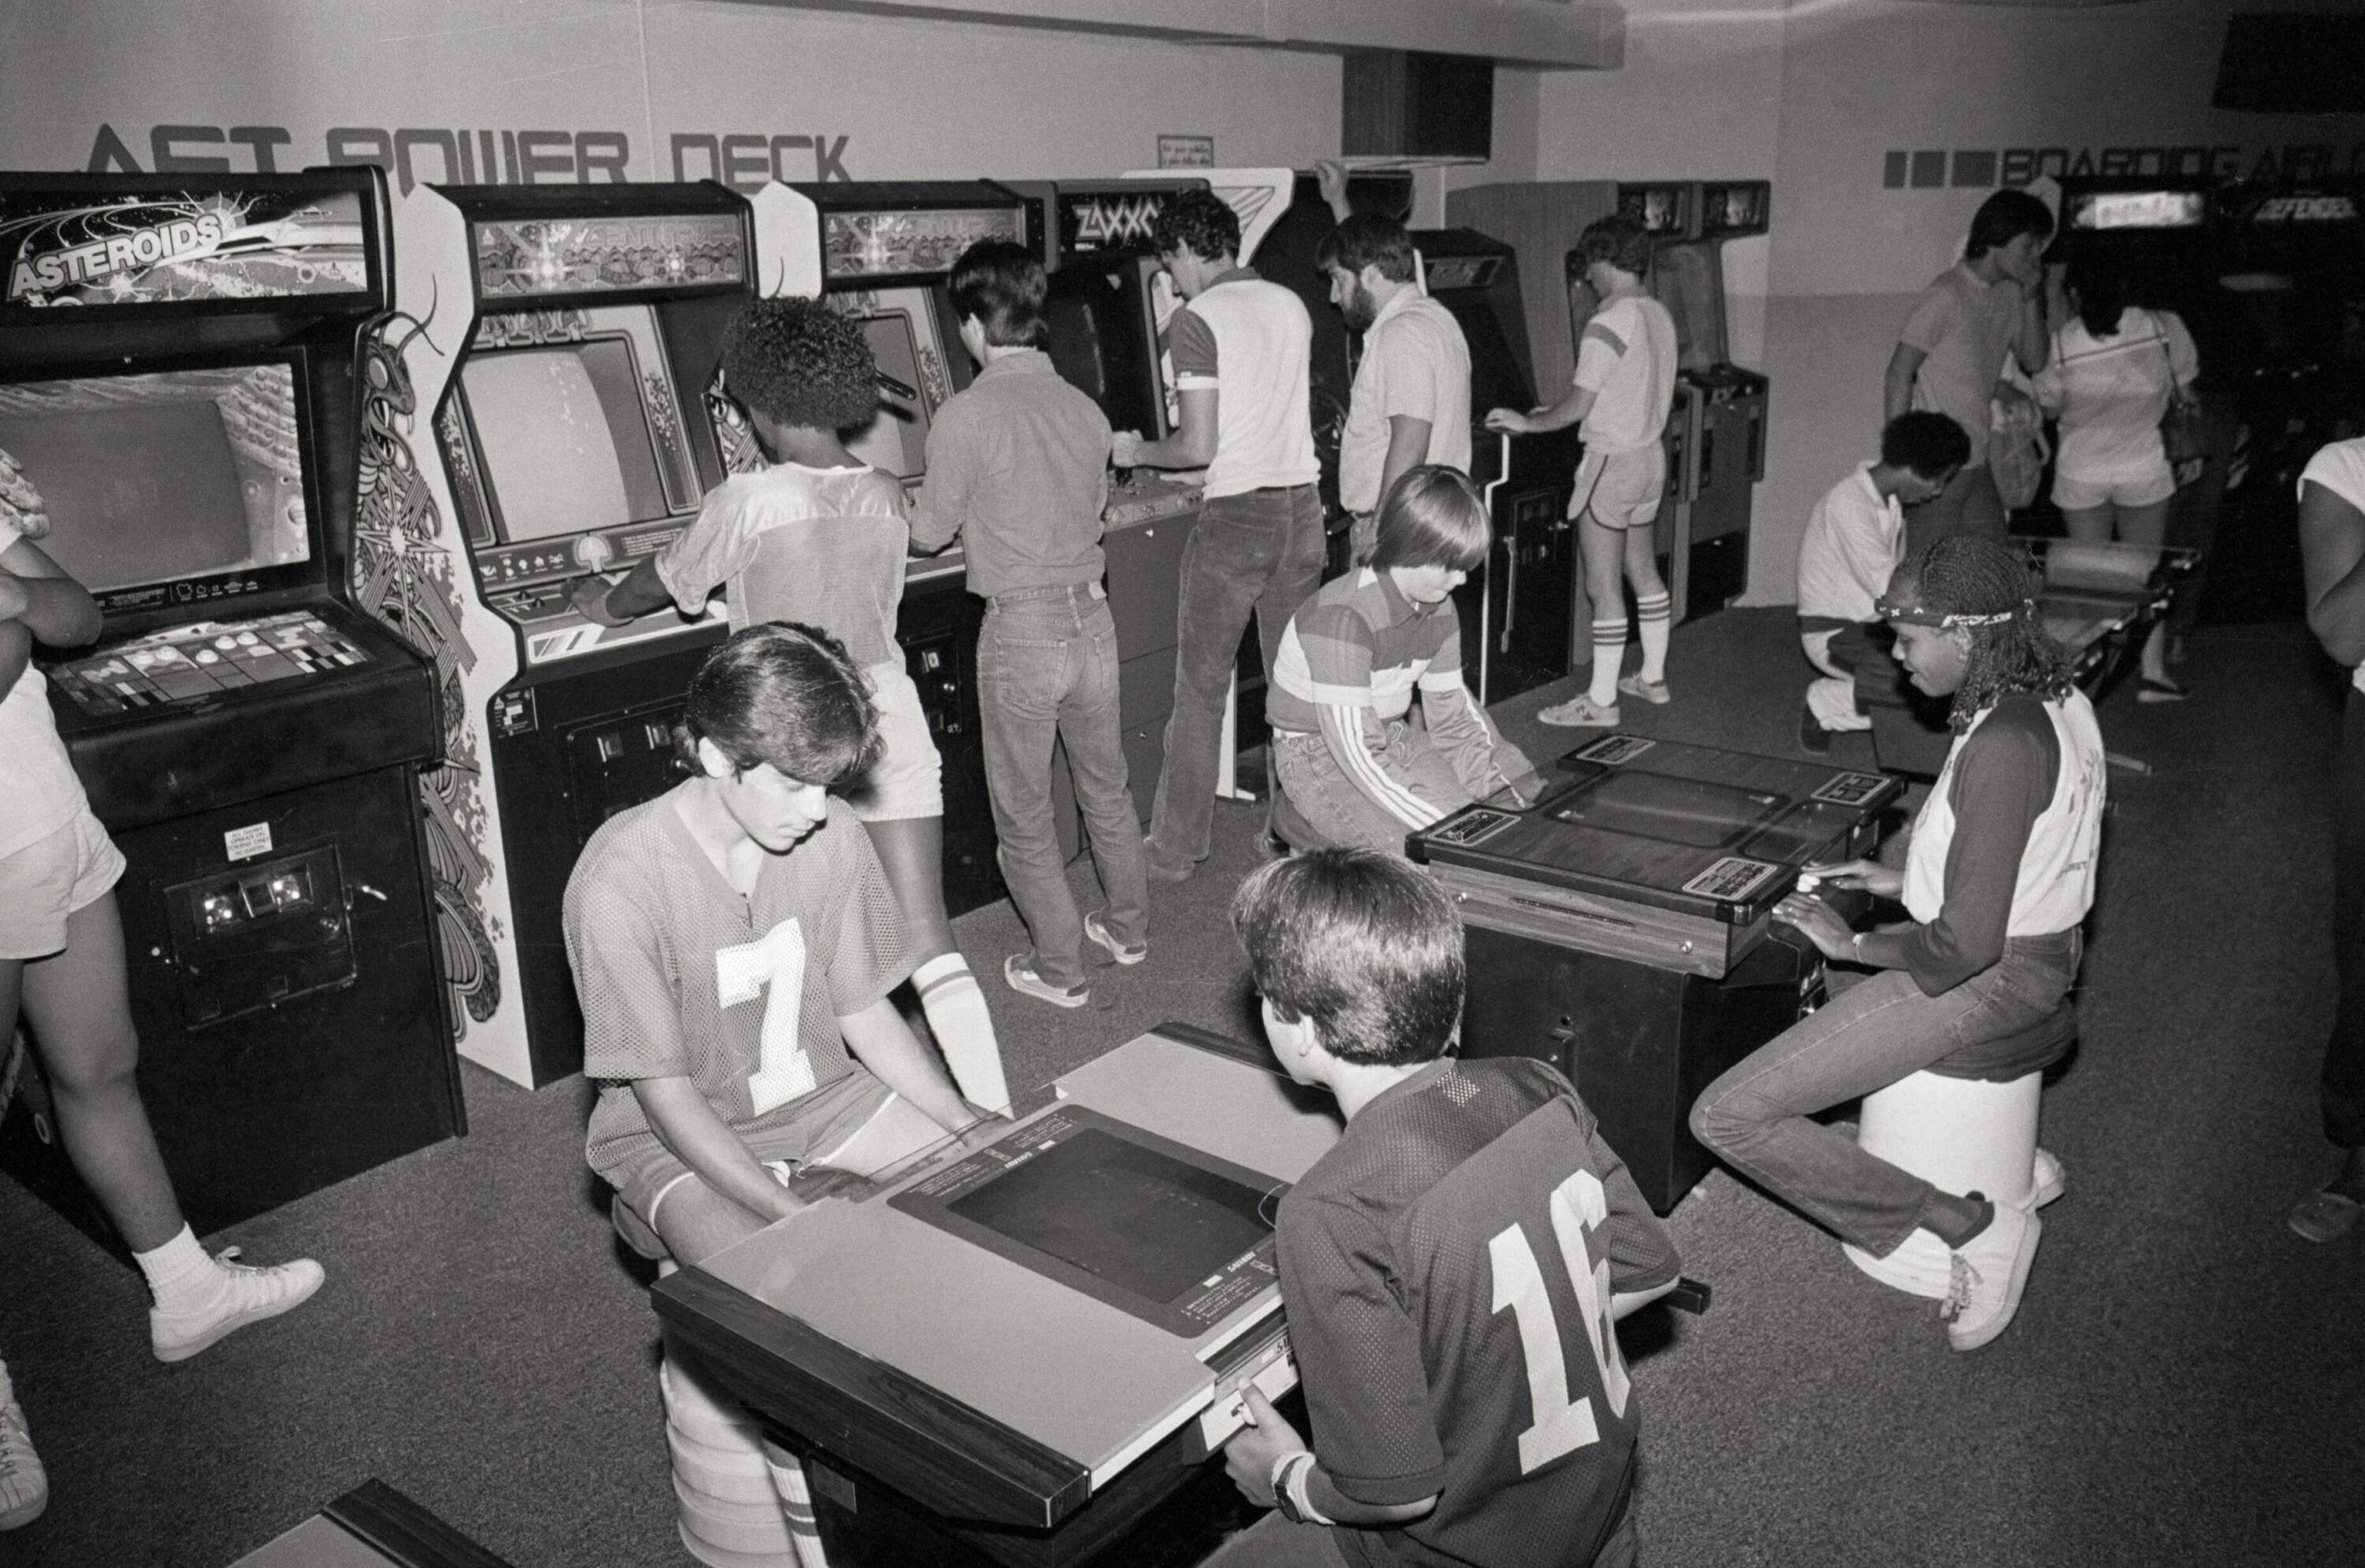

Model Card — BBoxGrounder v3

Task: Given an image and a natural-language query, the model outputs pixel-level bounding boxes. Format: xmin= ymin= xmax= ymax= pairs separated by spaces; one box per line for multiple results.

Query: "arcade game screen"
xmin=0 ymin=364 xmax=309 ymax=593
xmin=840 ymin=286 xmax=945 ymax=484
xmin=1551 ymin=769 xmax=1784 ymax=850
xmin=460 ymin=339 xmax=672 ymax=542
xmin=1043 ymin=266 xmax=1168 ymax=439
xmin=892 ymin=1104 xmax=1287 ymax=1337
xmin=2069 ymin=190 xmax=2208 ymax=232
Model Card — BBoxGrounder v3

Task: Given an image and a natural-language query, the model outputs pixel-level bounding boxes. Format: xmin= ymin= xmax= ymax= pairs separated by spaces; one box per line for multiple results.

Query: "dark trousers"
xmin=1148 ymin=484 xmax=1325 ymax=863
xmin=2327 ymin=685 xmax=2365 ymax=1148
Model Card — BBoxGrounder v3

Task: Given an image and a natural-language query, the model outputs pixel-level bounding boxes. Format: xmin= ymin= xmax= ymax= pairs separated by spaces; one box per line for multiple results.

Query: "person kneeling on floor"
xmin=1264 ymin=467 xmax=1542 ymax=853
xmin=1689 ymin=534 xmax=2104 ymax=1351
xmin=1209 ymin=849 xmax=1681 ymax=1568
xmin=1796 ymin=412 xmax=1968 ymax=751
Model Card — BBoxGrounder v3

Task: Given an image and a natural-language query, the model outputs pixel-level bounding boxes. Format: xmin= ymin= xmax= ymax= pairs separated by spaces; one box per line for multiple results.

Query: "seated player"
xmin=1264 ymin=467 xmax=1540 ymax=854
xmin=1796 ymin=412 xmax=1968 ymax=751
xmin=565 ymin=623 xmax=993 ymax=1559
xmin=573 ymin=297 xmax=1007 ymax=1113
xmin=3 ymin=449 xmax=326 ymax=1530
xmin=1691 ymin=534 xmax=2103 ymax=1351
xmin=1212 ymin=849 xmax=1682 ymax=1568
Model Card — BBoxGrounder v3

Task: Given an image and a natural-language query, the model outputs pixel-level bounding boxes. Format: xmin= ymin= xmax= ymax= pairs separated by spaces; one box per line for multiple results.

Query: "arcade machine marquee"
xmin=0 ymin=168 xmax=461 ymax=1244
xmin=378 ymin=179 xmax=760 ymax=1087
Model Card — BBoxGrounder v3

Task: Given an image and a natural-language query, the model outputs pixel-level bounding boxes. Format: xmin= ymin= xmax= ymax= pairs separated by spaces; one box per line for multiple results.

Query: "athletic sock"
xmin=1635 ymin=590 xmax=1672 ymax=684
xmin=133 ymin=1225 xmax=214 ymax=1310
xmin=913 ymin=952 xmax=1010 ymax=1115
xmin=1588 ymin=616 xmax=1629 ymax=708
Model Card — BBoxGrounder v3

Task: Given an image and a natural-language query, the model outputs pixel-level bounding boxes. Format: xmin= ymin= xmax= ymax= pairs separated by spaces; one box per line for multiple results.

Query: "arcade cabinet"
xmin=2212 ymin=177 xmax=2365 ymax=482
xmin=1004 ymin=177 xmax=1211 ymax=831
xmin=1582 ymin=181 xmax=1771 ymax=623
xmin=1411 ymin=226 xmax=1581 ymax=702
xmin=0 ymin=168 xmax=462 ymax=1245
xmin=771 ymin=179 xmax=1037 ymax=914
xmin=374 ymin=180 xmax=759 ymax=1086
xmin=1410 ymin=734 xmax=1900 ymax=1212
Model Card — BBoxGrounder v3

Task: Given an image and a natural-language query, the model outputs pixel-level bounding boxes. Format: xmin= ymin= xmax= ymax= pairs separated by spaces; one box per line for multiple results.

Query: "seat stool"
xmin=1841 ymin=1001 xmax=2076 ymax=1298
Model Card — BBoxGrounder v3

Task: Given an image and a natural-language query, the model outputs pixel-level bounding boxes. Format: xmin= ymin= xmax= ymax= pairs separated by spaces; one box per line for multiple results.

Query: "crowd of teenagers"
xmin=2 ymin=177 xmax=2359 ymax=1568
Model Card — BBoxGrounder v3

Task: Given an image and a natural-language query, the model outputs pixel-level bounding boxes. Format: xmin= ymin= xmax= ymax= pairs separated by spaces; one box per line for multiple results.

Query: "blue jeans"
xmin=1148 ymin=485 xmax=1326 ymax=864
xmin=977 ymin=583 xmax=1147 ymax=991
xmin=1272 ymin=726 xmax=1475 ymax=855
xmin=1689 ymin=931 xmax=2081 ymax=1257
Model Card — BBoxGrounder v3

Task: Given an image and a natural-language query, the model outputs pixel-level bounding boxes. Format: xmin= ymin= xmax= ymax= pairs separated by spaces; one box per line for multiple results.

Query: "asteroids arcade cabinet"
xmin=0 ymin=169 xmax=461 ymax=1243
xmin=372 ymin=181 xmax=758 ymax=1086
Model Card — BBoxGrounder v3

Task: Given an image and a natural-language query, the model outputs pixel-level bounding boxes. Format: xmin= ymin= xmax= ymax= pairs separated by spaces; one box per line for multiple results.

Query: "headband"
xmin=1875 ymin=594 xmax=2033 ymax=629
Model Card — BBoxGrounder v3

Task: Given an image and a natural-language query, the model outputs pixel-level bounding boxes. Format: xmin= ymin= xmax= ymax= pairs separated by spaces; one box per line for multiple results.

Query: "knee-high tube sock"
xmin=763 ymin=1436 xmax=834 ymax=1568
xmin=913 ymin=952 xmax=1009 ymax=1114
xmin=1636 ymin=590 xmax=1672 ymax=683
xmin=1588 ymin=617 xmax=1629 ymax=707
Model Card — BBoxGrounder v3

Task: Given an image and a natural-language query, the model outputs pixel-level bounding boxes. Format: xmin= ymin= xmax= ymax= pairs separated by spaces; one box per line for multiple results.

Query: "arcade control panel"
xmin=48 ymin=609 xmax=372 ymax=716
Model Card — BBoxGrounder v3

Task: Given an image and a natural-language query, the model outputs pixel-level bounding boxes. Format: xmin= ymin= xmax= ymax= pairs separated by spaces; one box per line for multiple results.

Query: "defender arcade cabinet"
xmin=0 ymin=168 xmax=461 ymax=1246
xmin=377 ymin=179 xmax=758 ymax=1086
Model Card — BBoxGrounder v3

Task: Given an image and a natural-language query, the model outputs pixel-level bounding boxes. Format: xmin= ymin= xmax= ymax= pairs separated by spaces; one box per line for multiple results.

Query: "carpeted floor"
xmin=3 ymin=607 xmax=2360 ymax=1566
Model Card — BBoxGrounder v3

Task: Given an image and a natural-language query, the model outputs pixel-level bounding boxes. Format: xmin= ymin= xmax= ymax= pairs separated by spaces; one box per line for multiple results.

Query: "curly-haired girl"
xmin=1690 ymin=534 xmax=2105 ymax=1352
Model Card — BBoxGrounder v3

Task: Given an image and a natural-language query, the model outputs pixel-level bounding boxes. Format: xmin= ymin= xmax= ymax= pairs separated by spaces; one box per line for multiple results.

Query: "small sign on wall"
xmin=1157 ymin=135 xmax=1215 ymax=169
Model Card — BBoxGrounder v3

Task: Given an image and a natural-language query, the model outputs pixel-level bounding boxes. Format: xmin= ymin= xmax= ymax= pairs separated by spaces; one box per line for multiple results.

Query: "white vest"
xmin=1904 ymin=690 xmax=2106 ymax=937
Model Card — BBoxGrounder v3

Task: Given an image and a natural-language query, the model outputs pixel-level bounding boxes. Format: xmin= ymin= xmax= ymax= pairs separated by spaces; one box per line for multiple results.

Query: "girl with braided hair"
xmin=1691 ymin=534 xmax=2105 ymax=1351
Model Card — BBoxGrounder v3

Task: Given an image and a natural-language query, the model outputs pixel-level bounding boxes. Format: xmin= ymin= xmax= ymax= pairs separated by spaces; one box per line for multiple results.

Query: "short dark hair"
xmin=720 ymin=296 xmax=880 ymax=433
xmin=948 ymin=240 xmax=1050 ymax=350
xmin=1964 ymin=189 xmax=2054 ymax=259
xmin=676 ymin=622 xmax=881 ymax=788
xmin=1879 ymin=412 xmax=1972 ymax=480
xmin=1315 ymin=213 xmax=1416 ymax=284
xmin=1575 ymin=215 xmax=1654 ymax=279
xmin=1152 ymin=189 xmax=1241 ymax=263
xmin=1369 ymin=466 xmax=1489 ymax=573
xmin=1231 ymin=848 xmax=1466 ymax=1068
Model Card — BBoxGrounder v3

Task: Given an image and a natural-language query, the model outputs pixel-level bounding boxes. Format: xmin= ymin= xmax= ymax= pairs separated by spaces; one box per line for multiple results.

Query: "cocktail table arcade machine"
xmin=0 ymin=167 xmax=462 ymax=1250
xmin=1408 ymin=733 xmax=1903 ymax=1213
xmin=655 ymin=1026 xmax=1339 ymax=1567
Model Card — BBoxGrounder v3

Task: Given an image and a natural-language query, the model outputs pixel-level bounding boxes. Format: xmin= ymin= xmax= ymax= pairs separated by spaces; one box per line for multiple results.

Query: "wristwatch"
xmin=1272 ymin=1451 xmax=1329 ymax=1525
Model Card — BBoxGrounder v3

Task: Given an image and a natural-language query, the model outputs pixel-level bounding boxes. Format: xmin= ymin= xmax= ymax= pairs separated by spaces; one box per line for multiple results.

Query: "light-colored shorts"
xmin=846 ymin=658 xmax=944 ymax=822
xmin=0 ymin=805 xmax=127 ymax=960
xmin=1570 ymin=444 xmax=1667 ymax=530
xmin=2053 ymin=465 xmax=2175 ymax=512
xmin=600 ymin=1067 xmax=910 ymax=1231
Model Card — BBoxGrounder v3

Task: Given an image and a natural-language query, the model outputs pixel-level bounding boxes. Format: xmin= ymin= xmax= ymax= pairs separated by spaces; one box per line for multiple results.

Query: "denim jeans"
xmin=1272 ymin=725 xmax=1476 ymax=855
xmin=977 ymin=583 xmax=1147 ymax=991
xmin=1689 ymin=930 xmax=2082 ymax=1256
xmin=2326 ymin=686 xmax=2365 ymax=1148
xmin=1148 ymin=485 xmax=1326 ymax=864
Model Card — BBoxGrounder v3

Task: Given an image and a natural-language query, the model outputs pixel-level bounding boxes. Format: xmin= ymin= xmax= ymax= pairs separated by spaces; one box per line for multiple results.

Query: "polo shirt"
xmin=1572 ymin=294 xmax=1677 ymax=455
xmin=909 ymin=348 xmax=1112 ymax=599
xmin=1339 ymin=289 xmax=1473 ymax=513
xmin=1166 ymin=266 xmax=1319 ymax=499
xmin=1795 ymin=463 xmax=1905 ymax=630
xmin=0 ymin=464 xmax=90 ymax=858
xmin=1899 ymin=262 xmax=2028 ymax=468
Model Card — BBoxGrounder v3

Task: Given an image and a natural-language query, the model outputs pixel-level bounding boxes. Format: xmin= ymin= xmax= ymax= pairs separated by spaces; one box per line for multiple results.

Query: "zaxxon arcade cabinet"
xmin=376 ymin=181 xmax=761 ymax=1087
xmin=1410 ymin=733 xmax=1901 ymax=1212
xmin=0 ymin=168 xmax=461 ymax=1243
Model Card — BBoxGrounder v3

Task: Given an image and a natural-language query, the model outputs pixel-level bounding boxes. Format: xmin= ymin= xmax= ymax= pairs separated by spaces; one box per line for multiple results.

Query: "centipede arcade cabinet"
xmin=0 ymin=168 xmax=460 ymax=1244
xmin=375 ymin=181 xmax=756 ymax=1086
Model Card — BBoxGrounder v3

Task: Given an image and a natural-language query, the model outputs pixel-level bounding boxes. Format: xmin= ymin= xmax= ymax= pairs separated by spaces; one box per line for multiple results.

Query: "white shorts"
xmin=1570 ymin=444 xmax=1667 ymax=530
xmin=0 ymin=805 xmax=127 ymax=960
xmin=845 ymin=659 xmax=944 ymax=822
xmin=2052 ymin=466 xmax=2175 ymax=512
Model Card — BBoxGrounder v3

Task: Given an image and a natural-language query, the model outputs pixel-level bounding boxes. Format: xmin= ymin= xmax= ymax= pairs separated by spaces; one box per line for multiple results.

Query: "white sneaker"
xmin=2028 ymin=1147 xmax=2065 ymax=1209
xmin=1083 ymin=911 xmax=1147 ymax=966
xmin=151 ymin=1249 xmax=326 ymax=1363
xmin=1942 ymin=1200 xmax=2040 ymax=1352
xmin=0 ymin=1366 xmax=47 ymax=1531
xmin=1004 ymin=955 xmax=1088 ymax=1010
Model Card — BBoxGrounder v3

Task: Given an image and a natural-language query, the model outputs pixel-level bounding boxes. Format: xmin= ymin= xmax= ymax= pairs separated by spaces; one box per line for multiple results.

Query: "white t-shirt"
xmin=1796 ymin=463 xmax=1905 ymax=625
xmin=1167 ymin=269 xmax=1320 ymax=500
xmin=1338 ymin=290 xmax=1473 ymax=514
xmin=2032 ymin=307 xmax=2199 ymax=484
xmin=0 ymin=513 xmax=94 ymax=858
xmin=1573 ymin=294 xmax=1677 ymax=454
xmin=2300 ymin=438 xmax=2365 ymax=694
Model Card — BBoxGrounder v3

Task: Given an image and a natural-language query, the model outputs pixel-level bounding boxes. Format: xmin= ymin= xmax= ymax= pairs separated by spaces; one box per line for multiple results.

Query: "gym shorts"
xmin=1570 ymin=445 xmax=1667 ymax=530
xmin=0 ymin=805 xmax=127 ymax=960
